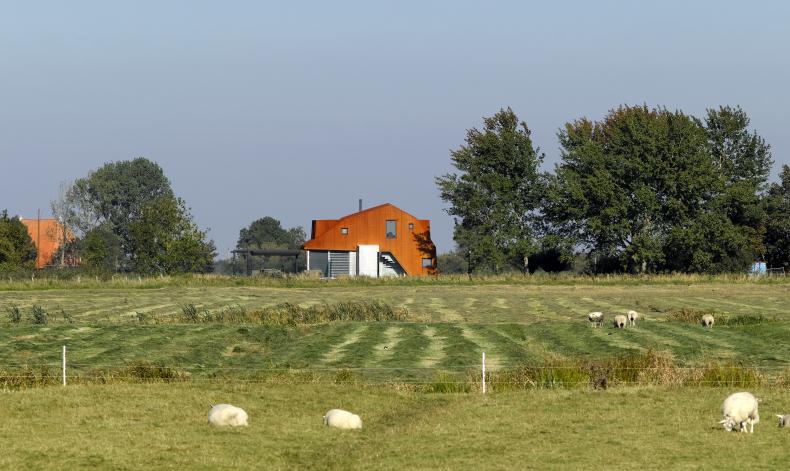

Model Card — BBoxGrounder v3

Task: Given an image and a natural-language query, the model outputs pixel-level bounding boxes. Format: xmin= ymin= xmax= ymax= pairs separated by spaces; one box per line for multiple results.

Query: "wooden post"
xmin=482 ymin=351 xmax=486 ymax=394
xmin=62 ymin=345 xmax=67 ymax=386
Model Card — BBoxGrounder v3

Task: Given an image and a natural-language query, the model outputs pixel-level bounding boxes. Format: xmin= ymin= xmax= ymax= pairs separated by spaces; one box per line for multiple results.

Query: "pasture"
xmin=1 ymin=383 xmax=789 ymax=470
xmin=2 ymin=277 xmax=790 ymax=469
xmin=1 ymin=279 xmax=789 ymax=379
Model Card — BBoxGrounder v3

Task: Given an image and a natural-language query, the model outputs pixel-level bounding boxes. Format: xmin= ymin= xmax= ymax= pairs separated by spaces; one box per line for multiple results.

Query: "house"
xmin=303 ymin=203 xmax=436 ymax=277
xmin=20 ymin=218 xmax=75 ymax=268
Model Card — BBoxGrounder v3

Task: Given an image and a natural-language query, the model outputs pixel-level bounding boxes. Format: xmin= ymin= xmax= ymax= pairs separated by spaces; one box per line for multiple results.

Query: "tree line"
xmin=438 ymin=105 xmax=790 ymax=275
xmin=0 ymin=156 xmax=307 ymax=276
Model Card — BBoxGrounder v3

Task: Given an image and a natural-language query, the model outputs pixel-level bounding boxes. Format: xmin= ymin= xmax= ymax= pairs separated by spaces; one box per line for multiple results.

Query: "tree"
xmin=69 ymin=158 xmax=174 ymax=268
xmin=547 ymin=105 xmax=719 ymax=273
xmin=79 ymin=225 xmax=123 ymax=272
xmin=235 ymin=217 xmax=306 ymax=272
xmin=764 ymin=165 xmax=790 ymax=270
xmin=436 ymin=249 xmax=469 ymax=274
xmin=0 ymin=210 xmax=37 ymax=270
xmin=128 ymin=196 xmax=216 ymax=275
xmin=436 ymin=108 xmax=545 ymax=273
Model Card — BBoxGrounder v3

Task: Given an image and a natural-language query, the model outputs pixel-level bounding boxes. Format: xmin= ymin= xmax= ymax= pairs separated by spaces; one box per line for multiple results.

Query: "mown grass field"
xmin=2 ymin=383 xmax=789 ymax=470
xmin=1 ymin=280 xmax=789 ymax=379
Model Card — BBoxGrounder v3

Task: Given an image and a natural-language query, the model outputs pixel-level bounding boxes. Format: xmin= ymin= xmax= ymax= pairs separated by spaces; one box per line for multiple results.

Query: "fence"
xmin=3 ymin=347 xmax=790 ymax=392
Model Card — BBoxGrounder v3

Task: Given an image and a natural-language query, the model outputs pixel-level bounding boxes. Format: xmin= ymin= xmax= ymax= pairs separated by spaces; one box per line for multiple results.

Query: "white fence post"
xmin=482 ymin=351 xmax=486 ymax=394
xmin=62 ymin=345 xmax=67 ymax=386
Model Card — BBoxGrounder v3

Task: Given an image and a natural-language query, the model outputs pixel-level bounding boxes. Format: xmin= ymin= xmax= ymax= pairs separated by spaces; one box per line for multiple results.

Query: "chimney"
xmin=358 ymin=198 xmax=362 ymax=212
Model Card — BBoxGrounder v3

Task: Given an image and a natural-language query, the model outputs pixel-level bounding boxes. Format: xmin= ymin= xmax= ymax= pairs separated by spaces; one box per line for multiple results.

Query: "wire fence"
xmin=3 ymin=347 xmax=790 ymax=391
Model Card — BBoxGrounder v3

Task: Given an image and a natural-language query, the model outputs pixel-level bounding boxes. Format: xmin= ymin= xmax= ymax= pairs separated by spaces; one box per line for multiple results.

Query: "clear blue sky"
xmin=2 ymin=1 xmax=788 ymax=256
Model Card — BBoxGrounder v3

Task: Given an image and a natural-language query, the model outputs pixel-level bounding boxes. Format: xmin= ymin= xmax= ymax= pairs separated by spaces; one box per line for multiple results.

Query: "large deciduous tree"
xmin=436 ymin=108 xmax=545 ymax=273
xmin=0 ymin=210 xmax=37 ymax=270
xmin=547 ymin=105 xmax=718 ymax=273
xmin=129 ymin=196 xmax=216 ymax=274
xmin=764 ymin=165 xmax=790 ymax=270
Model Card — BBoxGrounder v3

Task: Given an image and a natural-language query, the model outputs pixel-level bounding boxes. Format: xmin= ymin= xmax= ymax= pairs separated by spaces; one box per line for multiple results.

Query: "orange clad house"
xmin=20 ymin=218 xmax=75 ymax=268
xmin=303 ymin=203 xmax=436 ymax=277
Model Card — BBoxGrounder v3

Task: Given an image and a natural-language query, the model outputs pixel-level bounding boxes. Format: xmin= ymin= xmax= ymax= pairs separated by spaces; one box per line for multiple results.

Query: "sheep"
xmin=613 ymin=314 xmax=627 ymax=329
xmin=323 ymin=409 xmax=362 ymax=430
xmin=588 ymin=311 xmax=604 ymax=328
xmin=208 ymin=404 xmax=249 ymax=427
xmin=777 ymin=414 xmax=789 ymax=428
xmin=627 ymin=310 xmax=639 ymax=326
xmin=719 ymin=392 xmax=759 ymax=433
xmin=701 ymin=314 xmax=715 ymax=328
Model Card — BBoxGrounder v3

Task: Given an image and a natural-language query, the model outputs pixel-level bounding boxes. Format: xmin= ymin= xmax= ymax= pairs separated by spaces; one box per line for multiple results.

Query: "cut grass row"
xmin=2 ymin=383 xmax=789 ymax=470
xmin=3 ymin=320 xmax=789 ymax=380
xmin=1 ymin=282 xmax=788 ymax=324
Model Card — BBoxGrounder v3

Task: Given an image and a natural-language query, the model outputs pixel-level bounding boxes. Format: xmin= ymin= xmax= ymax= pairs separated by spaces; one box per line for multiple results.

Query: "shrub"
xmin=30 ymin=305 xmax=47 ymax=325
xmin=6 ymin=304 xmax=21 ymax=324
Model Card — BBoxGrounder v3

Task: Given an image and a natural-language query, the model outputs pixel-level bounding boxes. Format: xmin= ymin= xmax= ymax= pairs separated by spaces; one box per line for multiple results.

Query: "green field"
xmin=1 ymin=277 xmax=789 ymax=469
xmin=1 ymin=280 xmax=789 ymax=379
xmin=1 ymin=383 xmax=789 ymax=470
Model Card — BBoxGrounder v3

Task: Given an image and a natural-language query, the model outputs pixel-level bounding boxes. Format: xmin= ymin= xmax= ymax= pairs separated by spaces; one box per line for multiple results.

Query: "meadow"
xmin=1 ymin=383 xmax=789 ymax=470
xmin=1 ymin=275 xmax=789 ymax=469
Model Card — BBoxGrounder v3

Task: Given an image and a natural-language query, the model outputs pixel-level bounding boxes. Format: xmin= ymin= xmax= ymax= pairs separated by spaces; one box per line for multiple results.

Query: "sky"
xmin=1 ymin=1 xmax=788 ymax=257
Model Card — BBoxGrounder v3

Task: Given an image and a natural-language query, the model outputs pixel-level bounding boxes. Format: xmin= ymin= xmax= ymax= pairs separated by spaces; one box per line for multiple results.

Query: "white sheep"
xmin=588 ymin=311 xmax=604 ymax=328
xmin=701 ymin=314 xmax=715 ymax=328
xmin=777 ymin=414 xmax=789 ymax=428
xmin=613 ymin=314 xmax=627 ymax=329
xmin=208 ymin=404 xmax=249 ymax=427
xmin=719 ymin=392 xmax=759 ymax=433
xmin=627 ymin=310 xmax=639 ymax=326
xmin=323 ymin=409 xmax=362 ymax=430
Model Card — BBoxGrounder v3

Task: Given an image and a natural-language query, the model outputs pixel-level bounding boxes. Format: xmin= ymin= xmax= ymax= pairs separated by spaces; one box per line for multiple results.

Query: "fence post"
xmin=482 ymin=351 xmax=486 ymax=394
xmin=62 ymin=345 xmax=67 ymax=386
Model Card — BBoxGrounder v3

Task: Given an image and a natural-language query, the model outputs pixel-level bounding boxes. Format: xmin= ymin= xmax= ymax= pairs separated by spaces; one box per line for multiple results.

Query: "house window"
xmin=386 ymin=220 xmax=397 ymax=239
xmin=408 ymin=223 xmax=414 ymax=232
xmin=422 ymin=258 xmax=432 ymax=268
xmin=340 ymin=227 xmax=348 ymax=235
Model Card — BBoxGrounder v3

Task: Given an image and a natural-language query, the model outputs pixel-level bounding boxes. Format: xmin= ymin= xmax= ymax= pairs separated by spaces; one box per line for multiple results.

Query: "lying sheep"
xmin=777 ymin=414 xmax=789 ymax=428
xmin=588 ymin=311 xmax=604 ymax=328
xmin=627 ymin=310 xmax=639 ymax=326
xmin=208 ymin=404 xmax=249 ymax=427
xmin=613 ymin=314 xmax=627 ymax=329
xmin=701 ymin=314 xmax=715 ymax=328
xmin=720 ymin=392 xmax=759 ymax=433
xmin=323 ymin=409 xmax=362 ymax=430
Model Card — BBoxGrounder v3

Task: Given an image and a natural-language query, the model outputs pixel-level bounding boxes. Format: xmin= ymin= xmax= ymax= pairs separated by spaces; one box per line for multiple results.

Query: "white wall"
xmin=357 ymin=245 xmax=379 ymax=277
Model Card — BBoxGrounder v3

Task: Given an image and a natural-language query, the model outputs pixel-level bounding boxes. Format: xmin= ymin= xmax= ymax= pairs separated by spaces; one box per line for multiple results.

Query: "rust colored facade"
xmin=303 ymin=203 xmax=436 ymax=276
xmin=20 ymin=218 xmax=75 ymax=268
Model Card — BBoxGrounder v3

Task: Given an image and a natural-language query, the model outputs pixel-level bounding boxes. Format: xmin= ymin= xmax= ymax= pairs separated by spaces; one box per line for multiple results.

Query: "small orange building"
xmin=303 ymin=203 xmax=436 ymax=277
xmin=20 ymin=218 xmax=75 ymax=268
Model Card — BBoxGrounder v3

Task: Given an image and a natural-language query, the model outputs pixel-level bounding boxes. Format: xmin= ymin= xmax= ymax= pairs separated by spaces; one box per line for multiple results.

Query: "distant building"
xmin=20 ymin=218 xmax=76 ymax=268
xmin=303 ymin=203 xmax=436 ymax=277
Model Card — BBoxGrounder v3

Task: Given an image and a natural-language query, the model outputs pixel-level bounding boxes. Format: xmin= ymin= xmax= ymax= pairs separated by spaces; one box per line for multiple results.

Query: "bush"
xmin=6 ymin=304 xmax=21 ymax=324
xmin=30 ymin=305 xmax=47 ymax=325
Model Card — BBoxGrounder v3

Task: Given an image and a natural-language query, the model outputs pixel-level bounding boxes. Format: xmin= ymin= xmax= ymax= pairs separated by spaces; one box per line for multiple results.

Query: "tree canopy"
xmin=0 ymin=211 xmax=37 ymax=271
xmin=437 ymin=108 xmax=545 ymax=273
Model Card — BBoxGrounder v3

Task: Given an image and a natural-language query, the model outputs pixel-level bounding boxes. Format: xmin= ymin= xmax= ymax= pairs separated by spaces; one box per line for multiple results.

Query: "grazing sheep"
xmin=588 ymin=311 xmax=604 ymax=328
xmin=627 ymin=310 xmax=639 ymax=326
xmin=613 ymin=314 xmax=627 ymax=329
xmin=323 ymin=409 xmax=362 ymax=430
xmin=719 ymin=392 xmax=759 ymax=433
xmin=208 ymin=404 xmax=249 ymax=427
xmin=777 ymin=414 xmax=789 ymax=428
xmin=701 ymin=314 xmax=715 ymax=328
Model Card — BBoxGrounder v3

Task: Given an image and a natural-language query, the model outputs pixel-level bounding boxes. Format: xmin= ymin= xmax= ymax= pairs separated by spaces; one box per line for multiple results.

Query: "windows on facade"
xmin=421 ymin=258 xmax=432 ymax=268
xmin=386 ymin=220 xmax=397 ymax=239
xmin=408 ymin=223 xmax=414 ymax=232
xmin=340 ymin=227 xmax=348 ymax=235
